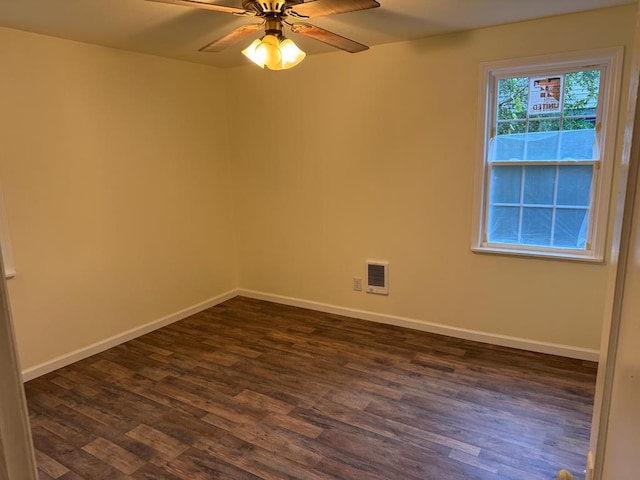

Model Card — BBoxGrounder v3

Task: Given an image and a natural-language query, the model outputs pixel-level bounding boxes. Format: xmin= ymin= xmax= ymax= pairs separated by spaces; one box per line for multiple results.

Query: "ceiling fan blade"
xmin=292 ymin=23 xmax=368 ymax=53
xmin=199 ymin=23 xmax=263 ymax=52
xmin=290 ymin=0 xmax=380 ymax=18
xmin=145 ymin=0 xmax=250 ymax=15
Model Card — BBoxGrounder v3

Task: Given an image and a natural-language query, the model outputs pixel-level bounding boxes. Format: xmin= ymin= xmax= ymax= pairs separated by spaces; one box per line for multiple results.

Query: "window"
xmin=472 ymin=49 xmax=623 ymax=261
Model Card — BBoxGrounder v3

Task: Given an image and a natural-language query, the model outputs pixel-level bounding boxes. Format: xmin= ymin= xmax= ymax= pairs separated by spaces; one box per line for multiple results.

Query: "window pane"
xmin=490 ymin=134 xmax=525 ymax=161
xmin=559 ymin=129 xmax=596 ymax=160
xmin=525 ymin=131 xmax=560 ymax=160
xmin=563 ymin=118 xmax=596 ymax=131
xmin=557 ymin=166 xmax=593 ymax=206
xmin=492 ymin=130 xmax=597 ymax=161
xmin=491 ymin=166 xmax=522 ymax=203
xmin=564 ymin=70 xmax=600 ymax=117
xmin=521 ymin=207 xmax=553 ymax=246
xmin=497 ymin=121 xmax=527 ymax=135
xmin=523 ymin=166 xmax=555 ymax=205
xmin=528 ymin=119 xmax=561 ymax=133
xmin=488 ymin=206 xmax=519 ymax=244
xmin=553 ymin=209 xmax=589 ymax=249
xmin=497 ymin=77 xmax=528 ymax=121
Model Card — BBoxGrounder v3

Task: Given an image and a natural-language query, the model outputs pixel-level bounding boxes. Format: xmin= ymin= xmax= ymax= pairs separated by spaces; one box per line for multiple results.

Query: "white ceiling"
xmin=0 ymin=0 xmax=633 ymax=68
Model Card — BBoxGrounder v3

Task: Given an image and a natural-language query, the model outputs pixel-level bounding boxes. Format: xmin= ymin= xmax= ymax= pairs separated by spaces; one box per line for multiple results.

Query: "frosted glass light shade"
xmin=257 ymin=35 xmax=282 ymax=69
xmin=279 ymin=39 xmax=306 ymax=69
xmin=241 ymin=39 xmax=265 ymax=68
xmin=242 ymin=36 xmax=305 ymax=70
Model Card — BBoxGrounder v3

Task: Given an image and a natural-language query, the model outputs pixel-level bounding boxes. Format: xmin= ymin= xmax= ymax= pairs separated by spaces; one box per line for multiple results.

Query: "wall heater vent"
xmin=366 ymin=261 xmax=389 ymax=295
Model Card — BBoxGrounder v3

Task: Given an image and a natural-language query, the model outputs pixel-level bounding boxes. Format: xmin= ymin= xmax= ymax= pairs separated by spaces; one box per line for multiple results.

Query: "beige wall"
xmin=0 ymin=28 xmax=238 ymax=370
xmin=0 ymin=6 xmax=636 ymax=372
xmin=227 ymin=5 xmax=637 ymax=351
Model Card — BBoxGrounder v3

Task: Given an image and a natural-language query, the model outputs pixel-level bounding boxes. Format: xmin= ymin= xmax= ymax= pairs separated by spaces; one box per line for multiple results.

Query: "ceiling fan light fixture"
xmin=242 ymin=34 xmax=305 ymax=71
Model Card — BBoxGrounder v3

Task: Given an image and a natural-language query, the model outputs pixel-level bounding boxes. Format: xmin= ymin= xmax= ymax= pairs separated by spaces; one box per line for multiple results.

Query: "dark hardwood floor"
xmin=25 ymin=297 xmax=597 ymax=480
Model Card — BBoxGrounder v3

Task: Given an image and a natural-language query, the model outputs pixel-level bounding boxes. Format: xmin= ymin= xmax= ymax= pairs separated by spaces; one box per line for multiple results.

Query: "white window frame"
xmin=471 ymin=48 xmax=624 ymax=262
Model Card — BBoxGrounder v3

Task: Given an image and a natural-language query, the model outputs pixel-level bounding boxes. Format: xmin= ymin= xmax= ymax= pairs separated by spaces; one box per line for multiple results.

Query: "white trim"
xmin=21 ymin=289 xmax=238 ymax=382
xmin=0 ymin=249 xmax=37 ymax=479
xmin=238 ymin=289 xmax=599 ymax=362
xmin=471 ymin=245 xmax=606 ymax=262
xmin=21 ymin=286 xmax=599 ymax=383
xmin=590 ymin=8 xmax=640 ymax=478
xmin=0 ymin=183 xmax=15 ymax=279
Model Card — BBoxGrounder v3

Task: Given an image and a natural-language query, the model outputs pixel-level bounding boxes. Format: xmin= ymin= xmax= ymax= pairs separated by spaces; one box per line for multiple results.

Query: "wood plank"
xmin=125 ymin=424 xmax=189 ymax=460
xmin=81 ymin=438 xmax=145 ymax=475
xmin=33 ymin=450 xmax=69 ymax=479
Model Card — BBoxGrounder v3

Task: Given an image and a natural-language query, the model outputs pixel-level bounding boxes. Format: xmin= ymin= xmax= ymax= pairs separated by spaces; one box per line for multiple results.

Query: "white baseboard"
xmin=21 ymin=289 xmax=239 ymax=382
xmin=238 ymin=289 xmax=600 ymax=362
xmin=22 ymin=287 xmax=598 ymax=382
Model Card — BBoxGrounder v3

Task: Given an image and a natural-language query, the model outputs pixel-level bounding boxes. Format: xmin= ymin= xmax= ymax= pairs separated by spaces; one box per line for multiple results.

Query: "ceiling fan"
xmin=146 ymin=0 xmax=381 ymax=70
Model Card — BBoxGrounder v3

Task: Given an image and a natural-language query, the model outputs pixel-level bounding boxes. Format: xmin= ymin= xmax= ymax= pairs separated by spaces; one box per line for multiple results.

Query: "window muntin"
xmin=473 ymin=49 xmax=622 ymax=261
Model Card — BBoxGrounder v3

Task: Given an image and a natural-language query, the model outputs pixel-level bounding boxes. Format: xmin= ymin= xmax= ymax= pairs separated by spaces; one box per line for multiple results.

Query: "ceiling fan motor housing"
xmin=263 ymin=14 xmax=284 ymax=36
xmin=242 ymin=0 xmax=296 ymax=14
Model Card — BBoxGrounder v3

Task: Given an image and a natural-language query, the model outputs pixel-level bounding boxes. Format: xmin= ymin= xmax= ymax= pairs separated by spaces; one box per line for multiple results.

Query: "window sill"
xmin=471 ymin=245 xmax=605 ymax=263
